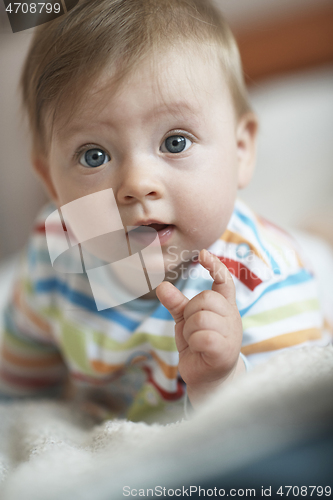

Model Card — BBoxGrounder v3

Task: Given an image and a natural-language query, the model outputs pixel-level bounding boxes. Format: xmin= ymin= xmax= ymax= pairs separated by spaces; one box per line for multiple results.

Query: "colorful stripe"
xmin=257 ymin=216 xmax=304 ymax=268
xmin=241 ymin=327 xmax=322 ymax=355
xmin=234 ymin=207 xmax=281 ymax=274
xmin=242 ymin=298 xmax=320 ymax=330
xmin=0 ymin=368 xmax=62 ymax=389
xmin=220 ymin=229 xmax=269 ymax=266
xmin=239 ymin=268 xmax=313 ymax=317
xmin=1 ymin=345 xmax=63 ymax=369
xmin=216 ymin=255 xmax=263 ymax=291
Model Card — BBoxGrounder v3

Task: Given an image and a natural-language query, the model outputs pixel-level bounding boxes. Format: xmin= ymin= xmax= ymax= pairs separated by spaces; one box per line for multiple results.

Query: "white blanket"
xmin=0 ymin=345 xmax=332 ymax=500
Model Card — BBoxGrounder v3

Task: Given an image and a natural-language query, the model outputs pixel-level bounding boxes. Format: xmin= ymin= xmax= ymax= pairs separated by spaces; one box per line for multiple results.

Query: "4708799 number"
xmin=276 ymin=486 xmax=331 ymax=497
xmin=5 ymin=3 xmax=61 ymax=14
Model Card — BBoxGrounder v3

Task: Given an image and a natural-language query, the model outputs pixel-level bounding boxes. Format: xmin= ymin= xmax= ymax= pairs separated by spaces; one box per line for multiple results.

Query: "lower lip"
xmin=156 ymin=225 xmax=175 ymax=245
xmin=128 ymin=225 xmax=175 ymax=247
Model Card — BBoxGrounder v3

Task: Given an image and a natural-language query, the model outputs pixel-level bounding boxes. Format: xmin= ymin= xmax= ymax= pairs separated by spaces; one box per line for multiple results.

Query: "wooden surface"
xmin=235 ymin=4 xmax=333 ymax=83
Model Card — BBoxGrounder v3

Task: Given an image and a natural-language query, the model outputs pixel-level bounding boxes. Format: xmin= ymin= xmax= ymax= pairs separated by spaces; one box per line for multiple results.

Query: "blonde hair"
xmin=21 ymin=0 xmax=251 ymax=156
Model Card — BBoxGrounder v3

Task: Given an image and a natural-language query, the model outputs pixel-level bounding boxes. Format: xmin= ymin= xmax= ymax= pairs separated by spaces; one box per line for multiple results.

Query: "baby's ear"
xmin=31 ymin=153 xmax=59 ymax=203
xmin=236 ymin=112 xmax=258 ymax=189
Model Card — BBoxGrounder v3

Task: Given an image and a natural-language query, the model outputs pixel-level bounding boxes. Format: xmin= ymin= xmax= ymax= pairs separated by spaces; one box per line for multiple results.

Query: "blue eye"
xmin=161 ymin=135 xmax=192 ymax=154
xmin=79 ymin=148 xmax=110 ymax=168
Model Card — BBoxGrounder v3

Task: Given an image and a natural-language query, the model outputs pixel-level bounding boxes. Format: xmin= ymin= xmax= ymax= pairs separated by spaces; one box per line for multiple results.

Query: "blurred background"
xmin=0 ymin=0 xmax=333 ymax=261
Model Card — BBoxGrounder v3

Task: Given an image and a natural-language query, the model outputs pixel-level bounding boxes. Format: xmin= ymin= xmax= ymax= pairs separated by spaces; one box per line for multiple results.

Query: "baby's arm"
xmin=156 ymin=249 xmax=244 ymax=408
xmin=0 ymin=240 xmax=68 ymax=398
xmin=0 ymin=287 xmax=68 ymax=398
xmin=0 ymin=291 xmax=68 ymax=397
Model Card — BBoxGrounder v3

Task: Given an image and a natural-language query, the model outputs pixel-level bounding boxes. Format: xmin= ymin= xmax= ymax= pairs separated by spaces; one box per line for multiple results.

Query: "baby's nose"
xmin=116 ymin=159 xmax=164 ymax=204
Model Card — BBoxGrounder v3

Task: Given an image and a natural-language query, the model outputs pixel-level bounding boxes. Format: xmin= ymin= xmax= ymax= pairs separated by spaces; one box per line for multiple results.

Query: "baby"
xmin=0 ymin=0 xmax=327 ymax=422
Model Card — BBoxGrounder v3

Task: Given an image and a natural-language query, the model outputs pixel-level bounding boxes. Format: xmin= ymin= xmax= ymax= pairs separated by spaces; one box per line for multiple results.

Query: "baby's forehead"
xmin=88 ymin=47 xmax=227 ymax=105
xmin=54 ymin=46 xmax=233 ymax=138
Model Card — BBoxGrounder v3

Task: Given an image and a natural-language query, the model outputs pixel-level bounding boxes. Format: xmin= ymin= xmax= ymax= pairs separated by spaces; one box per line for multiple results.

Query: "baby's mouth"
xmin=140 ymin=223 xmax=170 ymax=232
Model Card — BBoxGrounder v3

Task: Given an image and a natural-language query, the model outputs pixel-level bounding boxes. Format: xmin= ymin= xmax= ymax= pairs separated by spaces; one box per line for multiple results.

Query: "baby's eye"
xmin=79 ymin=148 xmax=110 ymax=168
xmin=160 ymin=135 xmax=192 ymax=154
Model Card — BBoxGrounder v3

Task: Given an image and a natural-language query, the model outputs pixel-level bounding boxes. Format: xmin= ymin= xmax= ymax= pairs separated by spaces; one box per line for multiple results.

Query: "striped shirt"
xmin=0 ymin=199 xmax=329 ymax=422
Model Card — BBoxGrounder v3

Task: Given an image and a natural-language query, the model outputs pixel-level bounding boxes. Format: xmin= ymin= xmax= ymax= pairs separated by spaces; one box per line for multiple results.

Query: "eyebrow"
xmin=57 ymin=101 xmax=200 ymax=140
xmin=145 ymin=101 xmax=200 ymax=118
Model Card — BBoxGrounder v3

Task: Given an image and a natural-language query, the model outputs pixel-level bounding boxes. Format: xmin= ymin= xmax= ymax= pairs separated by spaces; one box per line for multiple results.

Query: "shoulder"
xmin=209 ymin=199 xmax=316 ymax=304
xmin=34 ymin=202 xmax=58 ymax=226
xmin=24 ymin=202 xmax=57 ymax=272
xmin=11 ymin=203 xmax=58 ymax=310
xmin=229 ymin=199 xmax=310 ymax=276
xmin=6 ymin=203 xmax=59 ymax=332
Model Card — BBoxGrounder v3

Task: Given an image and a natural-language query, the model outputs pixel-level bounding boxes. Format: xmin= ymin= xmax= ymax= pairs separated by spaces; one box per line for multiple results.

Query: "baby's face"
xmin=43 ymin=45 xmax=255 ymax=284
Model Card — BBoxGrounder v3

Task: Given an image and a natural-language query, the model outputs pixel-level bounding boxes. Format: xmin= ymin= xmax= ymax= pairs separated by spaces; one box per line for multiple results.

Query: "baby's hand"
xmin=156 ymin=249 xmax=244 ymax=407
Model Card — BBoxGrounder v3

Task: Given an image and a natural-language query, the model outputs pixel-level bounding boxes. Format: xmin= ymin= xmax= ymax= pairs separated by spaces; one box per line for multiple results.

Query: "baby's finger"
xmin=183 ymin=290 xmax=229 ymax=322
xmin=188 ymin=330 xmax=225 ymax=362
xmin=183 ymin=311 xmax=225 ymax=343
xmin=156 ymin=281 xmax=189 ymax=324
xmin=199 ymin=249 xmax=236 ymax=304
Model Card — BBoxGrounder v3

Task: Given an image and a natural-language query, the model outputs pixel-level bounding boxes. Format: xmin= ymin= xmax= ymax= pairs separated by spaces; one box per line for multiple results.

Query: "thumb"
xmin=156 ymin=281 xmax=189 ymax=324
